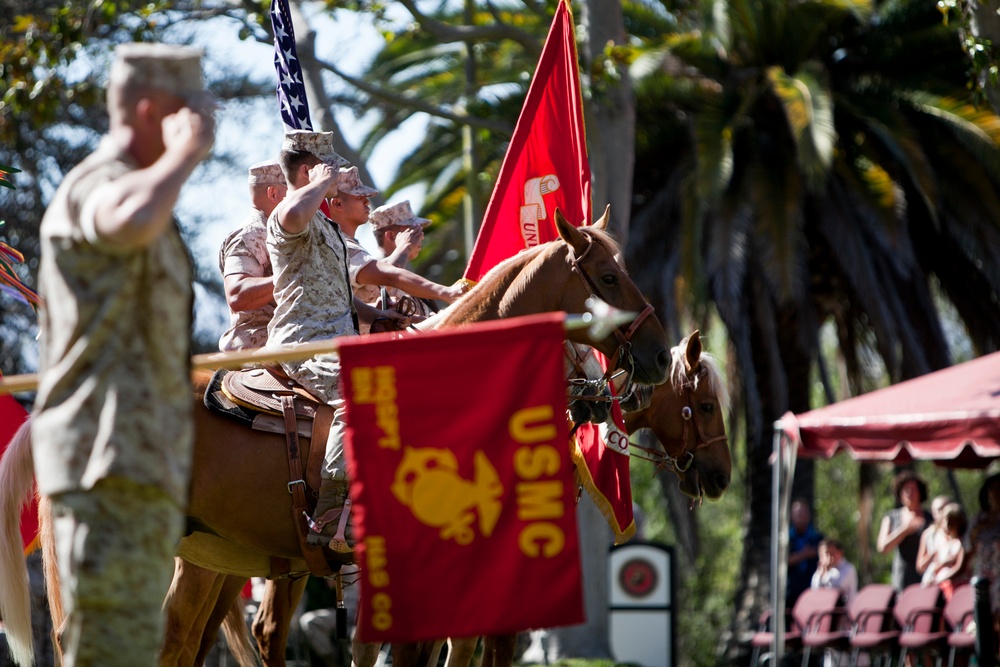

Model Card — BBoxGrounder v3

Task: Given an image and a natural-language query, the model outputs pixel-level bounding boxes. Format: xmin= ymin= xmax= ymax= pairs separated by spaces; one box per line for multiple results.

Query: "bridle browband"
xmin=567 ymin=233 xmax=655 ymax=382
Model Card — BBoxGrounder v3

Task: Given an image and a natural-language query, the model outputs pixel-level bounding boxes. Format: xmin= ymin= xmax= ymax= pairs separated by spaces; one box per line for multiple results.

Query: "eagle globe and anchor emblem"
xmin=390 ymin=447 xmax=504 ymax=544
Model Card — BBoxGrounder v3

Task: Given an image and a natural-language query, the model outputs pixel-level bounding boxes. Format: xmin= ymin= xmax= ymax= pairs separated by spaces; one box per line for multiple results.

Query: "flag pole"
xmin=0 ymin=301 xmax=636 ymax=396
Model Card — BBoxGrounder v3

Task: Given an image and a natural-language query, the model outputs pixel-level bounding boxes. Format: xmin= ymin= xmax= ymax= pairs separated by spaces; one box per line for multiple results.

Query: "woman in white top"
xmin=917 ymin=495 xmax=953 ymax=586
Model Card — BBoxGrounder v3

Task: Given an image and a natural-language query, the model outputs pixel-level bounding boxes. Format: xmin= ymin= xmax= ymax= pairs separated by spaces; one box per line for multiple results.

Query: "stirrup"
xmin=305 ymin=498 xmax=353 ymax=551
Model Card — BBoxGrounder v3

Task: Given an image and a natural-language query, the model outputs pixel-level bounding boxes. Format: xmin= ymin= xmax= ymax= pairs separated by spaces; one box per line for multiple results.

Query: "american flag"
xmin=270 ymin=0 xmax=312 ymax=130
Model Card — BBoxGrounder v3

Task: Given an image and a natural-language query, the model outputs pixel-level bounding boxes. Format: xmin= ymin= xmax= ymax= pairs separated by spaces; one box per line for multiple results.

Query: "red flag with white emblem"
xmin=340 ymin=314 xmax=583 ymax=643
xmin=463 ymin=0 xmax=590 ymax=283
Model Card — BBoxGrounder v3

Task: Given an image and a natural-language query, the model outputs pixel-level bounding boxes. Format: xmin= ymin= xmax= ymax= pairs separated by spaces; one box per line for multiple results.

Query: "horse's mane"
xmin=669 ymin=336 xmax=730 ymax=414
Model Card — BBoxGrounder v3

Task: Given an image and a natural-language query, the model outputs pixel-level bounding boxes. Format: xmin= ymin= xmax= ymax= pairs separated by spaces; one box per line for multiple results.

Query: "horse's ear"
xmin=684 ymin=330 xmax=702 ymax=374
xmin=555 ymin=208 xmax=588 ymax=255
xmin=592 ymin=204 xmax=611 ymax=232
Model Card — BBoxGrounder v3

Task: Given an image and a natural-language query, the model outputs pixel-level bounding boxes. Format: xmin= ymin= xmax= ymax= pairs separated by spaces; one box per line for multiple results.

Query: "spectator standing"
xmin=917 ymin=495 xmax=954 ymax=585
xmin=925 ymin=503 xmax=968 ymax=601
xmin=969 ymin=473 xmax=1000 ymax=632
xmin=30 ymin=42 xmax=215 ymax=664
xmin=877 ymin=471 xmax=932 ymax=591
xmin=788 ymin=498 xmax=824 ymax=607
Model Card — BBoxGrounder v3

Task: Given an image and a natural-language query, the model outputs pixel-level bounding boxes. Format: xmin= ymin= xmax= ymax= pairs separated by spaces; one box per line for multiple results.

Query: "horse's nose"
xmin=656 ymin=347 xmax=670 ymax=375
xmin=714 ymin=473 xmax=730 ymax=492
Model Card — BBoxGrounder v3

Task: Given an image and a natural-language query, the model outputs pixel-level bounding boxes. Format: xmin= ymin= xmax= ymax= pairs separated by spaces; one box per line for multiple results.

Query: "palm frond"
xmin=766 ymin=62 xmax=836 ymax=191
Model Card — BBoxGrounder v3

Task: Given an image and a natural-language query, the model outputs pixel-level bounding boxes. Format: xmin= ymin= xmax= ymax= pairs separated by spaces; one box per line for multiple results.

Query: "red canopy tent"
xmin=779 ymin=350 xmax=1000 ymax=466
xmin=765 ymin=351 xmax=1000 ymax=662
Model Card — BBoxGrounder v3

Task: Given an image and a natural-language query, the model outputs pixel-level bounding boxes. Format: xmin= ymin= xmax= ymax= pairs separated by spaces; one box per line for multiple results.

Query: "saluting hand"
xmin=162 ymin=105 xmax=215 ymax=163
xmin=444 ymin=281 xmax=469 ymax=303
xmin=308 ymin=162 xmax=340 ymax=198
xmin=395 ymin=226 xmax=423 ymax=246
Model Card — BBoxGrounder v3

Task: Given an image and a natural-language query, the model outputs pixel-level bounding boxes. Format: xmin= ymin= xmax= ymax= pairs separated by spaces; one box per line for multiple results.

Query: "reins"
xmin=628 ymin=367 xmax=728 ymax=475
xmin=563 ymin=341 xmax=627 ymax=404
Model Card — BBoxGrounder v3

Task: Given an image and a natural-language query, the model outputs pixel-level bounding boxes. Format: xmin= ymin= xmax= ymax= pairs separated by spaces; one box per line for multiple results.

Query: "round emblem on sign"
xmin=619 ymin=557 xmax=658 ymax=598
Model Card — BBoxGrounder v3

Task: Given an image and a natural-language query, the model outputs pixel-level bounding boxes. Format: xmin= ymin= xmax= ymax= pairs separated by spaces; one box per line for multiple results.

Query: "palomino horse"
xmin=0 ymin=208 xmax=669 ymax=667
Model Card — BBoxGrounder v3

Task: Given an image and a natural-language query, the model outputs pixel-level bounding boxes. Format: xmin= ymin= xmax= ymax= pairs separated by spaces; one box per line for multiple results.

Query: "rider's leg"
xmin=281 ymin=354 xmax=355 ymax=552
xmin=307 ymin=404 xmax=352 ymax=551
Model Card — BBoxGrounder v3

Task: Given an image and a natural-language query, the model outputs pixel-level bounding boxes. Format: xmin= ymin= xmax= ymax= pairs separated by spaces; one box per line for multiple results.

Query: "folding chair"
xmin=847 ymin=584 xmax=898 ymax=667
xmin=895 ymin=584 xmax=946 ymax=667
xmin=750 ymin=588 xmax=844 ymax=667
xmin=943 ymin=584 xmax=975 ymax=667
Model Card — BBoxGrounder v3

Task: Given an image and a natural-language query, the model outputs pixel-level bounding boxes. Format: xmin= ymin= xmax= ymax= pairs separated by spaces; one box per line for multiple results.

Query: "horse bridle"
xmin=630 ymin=366 xmax=729 ymax=476
xmin=567 ymin=233 xmax=655 ymax=383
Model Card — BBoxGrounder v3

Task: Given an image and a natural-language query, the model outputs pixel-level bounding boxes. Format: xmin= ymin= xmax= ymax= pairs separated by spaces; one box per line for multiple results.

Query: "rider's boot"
xmin=306 ymin=478 xmax=352 ymax=555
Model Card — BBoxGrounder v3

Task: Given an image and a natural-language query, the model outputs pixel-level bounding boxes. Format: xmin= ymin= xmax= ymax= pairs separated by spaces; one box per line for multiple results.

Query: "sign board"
xmin=609 ymin=541 xmax=675 ymax=667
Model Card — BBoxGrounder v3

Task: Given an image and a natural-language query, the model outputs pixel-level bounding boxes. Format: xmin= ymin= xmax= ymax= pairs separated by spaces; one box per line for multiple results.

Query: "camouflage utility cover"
xmin=343 ymin=235 xmax=379 ymax=334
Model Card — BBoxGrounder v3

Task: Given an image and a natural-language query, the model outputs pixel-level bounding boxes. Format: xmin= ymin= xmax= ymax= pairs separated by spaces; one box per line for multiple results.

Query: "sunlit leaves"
xmin=767 ymin=62 xmax=836 ymax=192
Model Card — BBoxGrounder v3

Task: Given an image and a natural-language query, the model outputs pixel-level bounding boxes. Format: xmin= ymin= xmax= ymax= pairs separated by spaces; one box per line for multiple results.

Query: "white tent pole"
xmin=771 ymin=425 xmax=798 ymax=667
xmin=771 ymin=428 xmax=785 ymax=665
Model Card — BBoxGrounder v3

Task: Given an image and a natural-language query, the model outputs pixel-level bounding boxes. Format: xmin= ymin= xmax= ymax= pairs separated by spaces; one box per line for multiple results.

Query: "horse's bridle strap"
xmin=625 ymin=375 xmax=728 ymax=474
xmin=568 ymin=234 xmax=656 ymax=373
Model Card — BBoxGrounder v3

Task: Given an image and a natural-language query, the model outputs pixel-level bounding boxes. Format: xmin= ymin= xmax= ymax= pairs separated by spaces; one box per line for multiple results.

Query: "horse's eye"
xmin=700 ymin=402 xmax=714 ymax=415
xmin=601 ymin=274 xmax=618 ymax=286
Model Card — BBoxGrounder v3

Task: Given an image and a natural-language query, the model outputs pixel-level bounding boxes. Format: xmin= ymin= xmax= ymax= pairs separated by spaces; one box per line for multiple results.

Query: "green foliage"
xmin=0 ymin=0 xmax=179 ymax=147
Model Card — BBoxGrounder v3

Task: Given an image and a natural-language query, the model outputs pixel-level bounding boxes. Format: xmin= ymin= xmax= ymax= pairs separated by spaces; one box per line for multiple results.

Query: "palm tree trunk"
xmin=578 ymin=0 xmax=635 ymax=237
xmin=858 ymin=462 xmax=878 ymax=583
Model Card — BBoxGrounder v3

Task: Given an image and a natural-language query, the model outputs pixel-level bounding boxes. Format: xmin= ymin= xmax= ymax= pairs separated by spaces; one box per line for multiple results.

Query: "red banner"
xmin=463 ymin=0 xmax=590 ymax=282
xmin=0 ymin=391 xmax=38 ymax=554
xmin=340 ymin=314 xmax=583 ymax=643
xmin=572 ymin=399 xmax=635 ymax=545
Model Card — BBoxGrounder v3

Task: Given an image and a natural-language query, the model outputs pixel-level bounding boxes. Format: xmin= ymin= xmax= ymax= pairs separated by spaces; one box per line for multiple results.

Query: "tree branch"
xmin=395 ymin=0 xmax=542 ymax=58
xmin=315 ymin=55 xmax=512 ymax=134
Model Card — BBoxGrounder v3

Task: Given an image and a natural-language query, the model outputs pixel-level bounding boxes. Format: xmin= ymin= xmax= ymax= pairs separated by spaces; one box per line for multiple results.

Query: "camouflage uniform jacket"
xmin=343 ymin=234 xmax=380 ymax=334
xmin=218 ymin=210 xmax=274 ymax=351
xmin=266 ymin=209 xmax=357 ymax=348
xmin=32 ymin=137 xmax=194 ymax=507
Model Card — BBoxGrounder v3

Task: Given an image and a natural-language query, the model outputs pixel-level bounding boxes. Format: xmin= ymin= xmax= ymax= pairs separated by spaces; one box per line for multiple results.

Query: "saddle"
xmin=207 ymin=366 xmax=340 ymax=577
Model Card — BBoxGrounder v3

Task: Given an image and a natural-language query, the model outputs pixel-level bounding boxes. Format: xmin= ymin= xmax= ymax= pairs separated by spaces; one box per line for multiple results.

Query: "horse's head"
xmin=555 ymin=207 xmax=668 ymax=386
xmin=624 ymin=331 xmax=731 ymax=501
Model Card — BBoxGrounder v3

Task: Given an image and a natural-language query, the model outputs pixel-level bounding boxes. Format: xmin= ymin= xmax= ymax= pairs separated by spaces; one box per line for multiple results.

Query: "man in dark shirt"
xmin=787 ymin=498 xmax=824 ymax=607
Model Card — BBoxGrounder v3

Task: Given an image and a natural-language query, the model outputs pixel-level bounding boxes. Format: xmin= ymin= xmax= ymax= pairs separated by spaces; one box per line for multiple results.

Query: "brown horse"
xmin=0 ymin=208 xmax=669 ymax=667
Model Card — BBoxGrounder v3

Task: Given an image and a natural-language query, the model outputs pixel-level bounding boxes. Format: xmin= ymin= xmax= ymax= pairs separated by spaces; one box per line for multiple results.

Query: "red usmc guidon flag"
xmin=340 ymin=314 xmax=583 ymax=643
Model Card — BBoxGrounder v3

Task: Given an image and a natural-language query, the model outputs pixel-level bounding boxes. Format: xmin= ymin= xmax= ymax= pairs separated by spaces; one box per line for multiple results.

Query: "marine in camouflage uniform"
xmin=370 ymin=200 xmax=441 ymax=322
xmin=31 ymin=43 xmax=215 ymax=665
xmin=218 ymin=159 xmax=286 ymax=352
xmin=326 ymin=172 xmax=464 ymax=333
xmin=266 ymin=131 xmax=356 ymax=550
